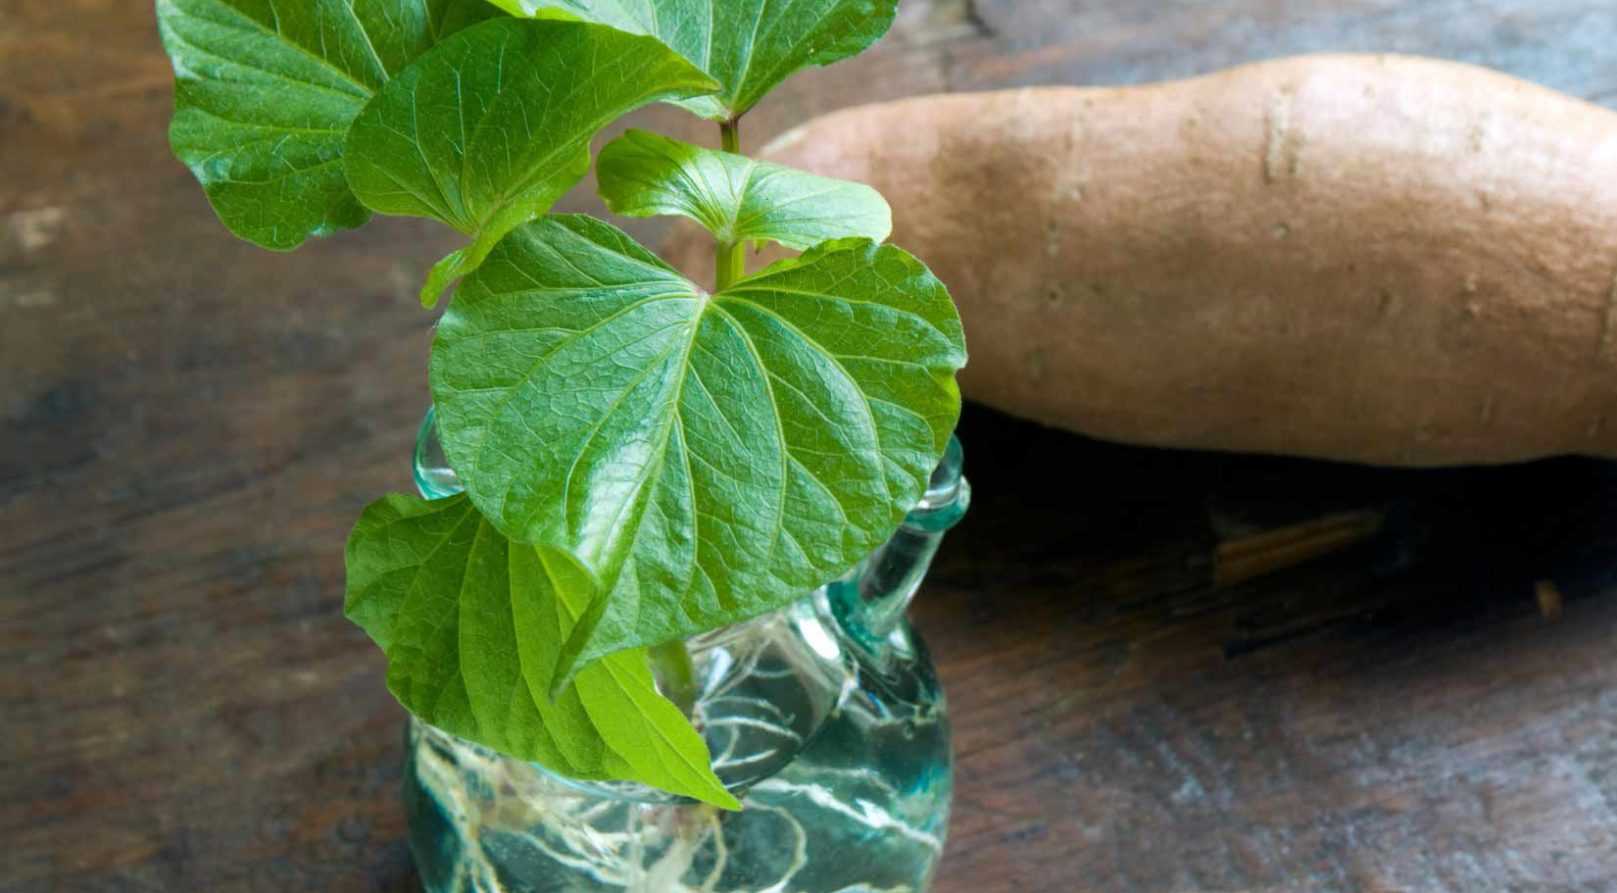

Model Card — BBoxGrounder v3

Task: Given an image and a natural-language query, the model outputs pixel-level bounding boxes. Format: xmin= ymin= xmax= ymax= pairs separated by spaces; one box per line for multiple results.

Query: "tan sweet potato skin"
xmin=670 ymin=55 xmax=1617 ymax=466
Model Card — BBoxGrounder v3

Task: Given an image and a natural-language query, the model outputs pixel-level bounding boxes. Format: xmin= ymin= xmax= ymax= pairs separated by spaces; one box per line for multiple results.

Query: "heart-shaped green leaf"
xmin=342 ymin=17 xmax=719 ymax=306
xmin=488 ymin=0 xmax=898 ymax=120
xmin=598 ymin=129 xmax=890 ymax=250
xmin=429 ymin=215 xmax=965 ymax=671
xmin=155 ymin=0 xmax=498 ymax=249
xmin=345 ymin=491 xmax=737 ymax=807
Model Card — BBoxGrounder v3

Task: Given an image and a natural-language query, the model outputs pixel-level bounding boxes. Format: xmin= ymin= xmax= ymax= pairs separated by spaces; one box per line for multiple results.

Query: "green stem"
xmin=714 ymin=118 xmax=745 ymax=291
xmin=648 ymin=639 xmax=699 ymax=716
xmin=715 ymin=241 xmax=744 ymax=291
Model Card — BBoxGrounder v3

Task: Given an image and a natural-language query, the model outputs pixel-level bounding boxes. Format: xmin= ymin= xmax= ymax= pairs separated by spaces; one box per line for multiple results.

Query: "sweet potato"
xmin=667 ymin=55 xmax=1617 ymax=466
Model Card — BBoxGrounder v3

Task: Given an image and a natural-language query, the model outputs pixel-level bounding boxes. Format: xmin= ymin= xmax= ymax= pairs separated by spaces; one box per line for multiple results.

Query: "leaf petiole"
xmin=648 ymin=639 xmax=700 ymax=717
xmin=715 ymin=118 xmax=745 ymax=290
xmin=715 ymin=240 xmax=745 ymax=291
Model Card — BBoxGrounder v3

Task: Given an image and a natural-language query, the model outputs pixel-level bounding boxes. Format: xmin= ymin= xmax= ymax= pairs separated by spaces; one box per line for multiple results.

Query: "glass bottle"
xmin=404 ymin=408 xmax=969 ymax=893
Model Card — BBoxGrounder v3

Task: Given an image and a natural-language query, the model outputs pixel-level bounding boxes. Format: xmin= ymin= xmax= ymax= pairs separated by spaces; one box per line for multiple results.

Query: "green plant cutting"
xmin=156 ymin=0 xmax=966 ymax=809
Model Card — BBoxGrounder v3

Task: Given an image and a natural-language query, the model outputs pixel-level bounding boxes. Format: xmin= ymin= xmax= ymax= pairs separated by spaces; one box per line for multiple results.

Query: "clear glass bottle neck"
xmin=828 ymin=436 xmax=969 ymax=653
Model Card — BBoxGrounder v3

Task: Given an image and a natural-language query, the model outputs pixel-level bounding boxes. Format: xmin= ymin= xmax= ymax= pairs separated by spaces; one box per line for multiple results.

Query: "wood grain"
xmin=3 ymin=2 xmax=1617 ymax=891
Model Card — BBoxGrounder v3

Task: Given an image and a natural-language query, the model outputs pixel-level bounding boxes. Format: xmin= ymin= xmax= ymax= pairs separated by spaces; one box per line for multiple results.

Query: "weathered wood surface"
xmin=5 ymin=2 xmax=1617 ymax=891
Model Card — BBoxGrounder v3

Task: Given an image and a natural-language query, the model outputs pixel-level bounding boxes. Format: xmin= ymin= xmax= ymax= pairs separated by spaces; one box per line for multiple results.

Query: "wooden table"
xmin=6 ymin=2 xmax=1617 ymax=890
